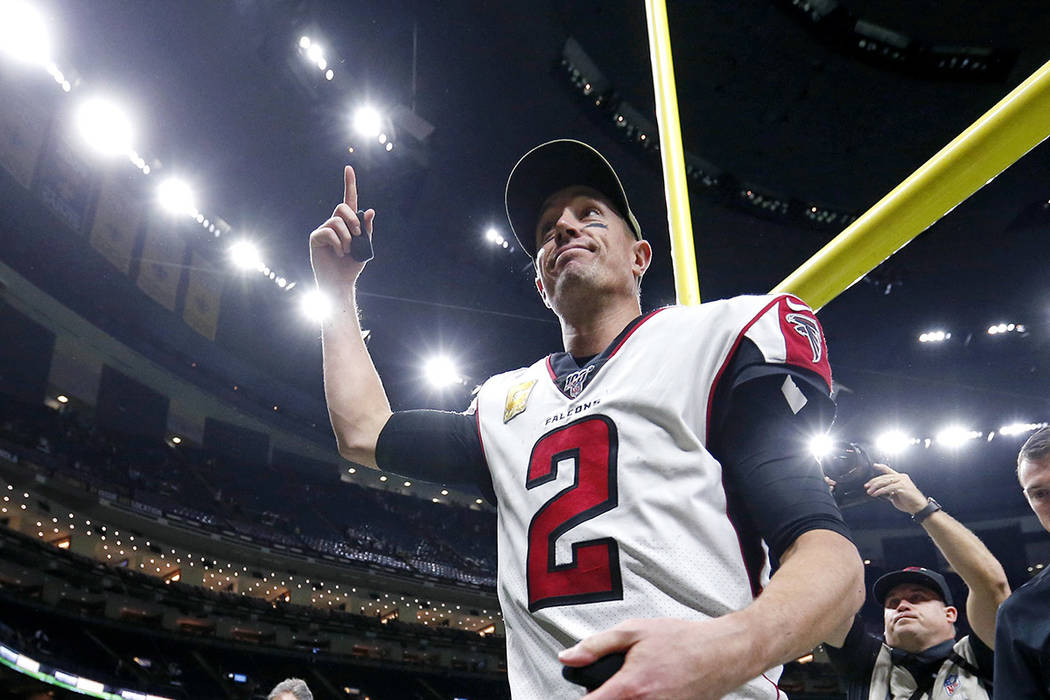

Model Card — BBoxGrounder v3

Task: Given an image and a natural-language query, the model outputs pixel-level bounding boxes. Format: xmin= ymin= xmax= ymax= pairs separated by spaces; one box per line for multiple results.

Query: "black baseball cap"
xmin=873 ymin=567 xmax=954 ymax=607
xmin=505 ymin=139 xmax=642 ymax=259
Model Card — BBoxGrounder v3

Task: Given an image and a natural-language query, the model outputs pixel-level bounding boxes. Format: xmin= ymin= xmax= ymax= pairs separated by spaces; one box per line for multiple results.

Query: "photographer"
xmin=824 ymin=462 xmax=1010 ymax=699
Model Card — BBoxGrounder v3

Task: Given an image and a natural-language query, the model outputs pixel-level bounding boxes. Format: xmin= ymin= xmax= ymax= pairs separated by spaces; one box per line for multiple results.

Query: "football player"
xmin=309 ymin=140 xmax=864 ymax=698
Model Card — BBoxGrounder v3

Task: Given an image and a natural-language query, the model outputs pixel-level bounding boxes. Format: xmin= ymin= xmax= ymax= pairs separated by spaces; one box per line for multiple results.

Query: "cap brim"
xmin=505 ymin=140 xmax=640 ymax=258
xmin=873 ymin=570 xmax=952 ymax=606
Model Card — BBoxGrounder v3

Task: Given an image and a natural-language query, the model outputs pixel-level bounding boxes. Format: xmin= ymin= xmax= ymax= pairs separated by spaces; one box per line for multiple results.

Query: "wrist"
xmin=911 ymin=498 xmax=942 ymax=523
xmin=706 ymin=610 xmax=769 ymax=682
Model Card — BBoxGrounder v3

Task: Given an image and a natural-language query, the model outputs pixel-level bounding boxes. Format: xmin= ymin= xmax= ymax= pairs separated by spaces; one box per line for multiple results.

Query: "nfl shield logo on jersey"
xmin=943 ymin=674 xmax=960 ymax=695
xmin=562 ymin=365 xmax=594 ymax=399
xmin=504 ymin=379 xmax=537 ymax=423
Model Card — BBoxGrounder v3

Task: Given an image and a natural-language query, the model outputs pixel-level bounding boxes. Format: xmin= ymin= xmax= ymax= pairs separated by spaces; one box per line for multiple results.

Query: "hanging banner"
xmin=89 ymin=173 xmax=143 ymax=275
xmin=182 ymin=251 xmax=224 ymax=340
xmin=35 ymin=124 xmax=98 ymax=235
xmin=136 ymin=216 xmax=186 ymax=311
xmin=0 ymin=79 xmax=49 ymax=189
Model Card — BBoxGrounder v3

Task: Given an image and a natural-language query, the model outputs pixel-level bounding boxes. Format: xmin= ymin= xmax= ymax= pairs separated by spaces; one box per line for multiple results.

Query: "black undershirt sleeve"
xmin=709 ymin=338 xmax=852 ymax=562
xmin=967 ymin=632 xmax=994 ymax=679
xmin=374 ymin=410 xmax=494 ymax=502
xmin=825 ymin=615 xmax=882 ymax=680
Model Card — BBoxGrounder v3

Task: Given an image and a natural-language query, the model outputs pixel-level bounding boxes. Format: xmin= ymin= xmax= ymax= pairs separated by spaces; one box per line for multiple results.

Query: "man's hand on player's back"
xmin=310 ymin=165 xmax=376 ymax=290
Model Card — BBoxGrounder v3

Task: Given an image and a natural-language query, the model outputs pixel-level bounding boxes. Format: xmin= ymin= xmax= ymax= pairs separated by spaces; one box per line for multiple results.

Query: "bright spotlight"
xmin=298 ymin=36 xmax=311 ymax=49
xmin=875 ymin=430 xmax=914 ymax=455
xmin=75 ymin=98 xmax=134 ymax=157
xmin=1000 ymin=422 xmax=1048 ymax=437
xmin=229 ymin=240 xmax=262 ymax=271
xmin=0 ymin=0 xmax=52 ymax=66
xmin=424 ymin=355 xmax=462 ymax=388
xmin=325 ymin=69 xmax=334 ymax=81
xmin=300 ymin=288 xmax=332 ymax=323
xmin=484 ymin=227 xmax=499 ymax=243
xmin=936 ymin=425 xmax=980 ymax=449
xmin=306 ymin=43 xmax=324 ymax=63
xmin=918 ymin=330 xmax=950 ymax=344
xmin=353 ymin=106 xmax=383 ymax=138
xmin=157 ymin=178 xmax=196 ymax=216
xmin=809 ymin=433 xmax=835 ymax=459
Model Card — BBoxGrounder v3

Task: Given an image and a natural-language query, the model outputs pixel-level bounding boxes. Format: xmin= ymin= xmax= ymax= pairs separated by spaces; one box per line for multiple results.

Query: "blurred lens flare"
xmin=157 ymin=178 xmax=196 ymax=216
xmin=75 ymin=97 xmax=134 ymax=157
xmin=0 ymin=0 xmax=52 ymax=66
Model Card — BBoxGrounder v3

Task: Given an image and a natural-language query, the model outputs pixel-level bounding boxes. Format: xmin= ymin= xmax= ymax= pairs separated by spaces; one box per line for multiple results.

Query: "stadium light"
xmin=1000 ymin=421 xmax=1048 ymax=437
xmin=353 ymin=106 xmax=383 ymax=139
xmin=0 ymin=0 xmax=52 ymax=66
xmin=75 ymin=97 xmax=134 ymax=157
xmin=424 ymin=355 xmax=462 ymax=388
xmin=808 ymin=433 xmax=835 ymax=459
xmin=875 ymin=429 xmax=915 ymax=455
xmin=936 ymin=425 xmax=980 ymax=449
xmin=228 ymin=240 xmax=262 ymax=271
xmin=299 ymin=288 xmax=332 ymax=323
xmin=157 ymin=177 xmax=196 ymax=216
xmin=918 ymin=330 xmax=950 ymax=343
xmin=988 ymin=322 xmax=1026 ymax=335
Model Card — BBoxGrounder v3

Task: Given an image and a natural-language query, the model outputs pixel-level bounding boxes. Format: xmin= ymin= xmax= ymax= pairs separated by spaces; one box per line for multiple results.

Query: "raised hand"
xmin=864 ymin=463 xmax=928 ymax=515
xmin=309 ymin=165 xmax=376 ymax=290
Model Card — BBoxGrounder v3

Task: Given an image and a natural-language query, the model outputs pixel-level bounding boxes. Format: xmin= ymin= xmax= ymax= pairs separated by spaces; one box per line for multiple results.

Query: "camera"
xmin=821 ymin=442 xmax=877 ymax=509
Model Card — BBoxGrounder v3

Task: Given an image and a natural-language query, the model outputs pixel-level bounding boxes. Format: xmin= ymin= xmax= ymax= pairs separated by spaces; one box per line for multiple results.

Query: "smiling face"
xmin=532 ymin=186 xmax=650 ymax=316
xmin=882 ymin=583 xmax=957 ymax=652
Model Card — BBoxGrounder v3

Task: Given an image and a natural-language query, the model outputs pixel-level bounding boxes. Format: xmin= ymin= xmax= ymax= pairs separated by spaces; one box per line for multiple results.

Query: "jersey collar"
xmin=545 ymin=307 xmax=666 ymax=399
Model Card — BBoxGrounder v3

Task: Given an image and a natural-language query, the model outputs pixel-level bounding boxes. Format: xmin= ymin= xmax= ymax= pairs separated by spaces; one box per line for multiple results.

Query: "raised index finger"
xmin=343 ymin=165 xmax=358 ymax=210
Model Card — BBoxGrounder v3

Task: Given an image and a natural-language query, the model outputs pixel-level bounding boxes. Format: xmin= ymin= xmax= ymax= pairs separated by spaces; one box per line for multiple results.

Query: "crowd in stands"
xmin=0 ymin=394 xmax=497 ymax=589
xmin=0 ymin=517 xmax=507 ymax=699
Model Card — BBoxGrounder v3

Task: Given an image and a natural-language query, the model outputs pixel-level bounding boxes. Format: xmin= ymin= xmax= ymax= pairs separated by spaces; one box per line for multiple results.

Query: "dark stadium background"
xmin=1 ymin=0 xmax=1049 ymax=697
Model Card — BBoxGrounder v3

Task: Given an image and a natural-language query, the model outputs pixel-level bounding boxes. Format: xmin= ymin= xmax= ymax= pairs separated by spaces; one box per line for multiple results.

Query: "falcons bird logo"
xmin=786 ymin=313 xmax=823 ymax=364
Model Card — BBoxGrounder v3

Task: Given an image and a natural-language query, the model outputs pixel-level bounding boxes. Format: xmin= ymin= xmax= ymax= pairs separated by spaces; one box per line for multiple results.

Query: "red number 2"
xmin=525 ymin=415 xmax=622 ymax=612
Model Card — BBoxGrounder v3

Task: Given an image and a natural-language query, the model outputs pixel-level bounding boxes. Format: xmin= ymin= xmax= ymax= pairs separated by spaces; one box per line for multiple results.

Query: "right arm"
xmin=311 ymin=165 xmax=390 ymax=467
xmin=864 ymin=464 xmax=1010 ymax=648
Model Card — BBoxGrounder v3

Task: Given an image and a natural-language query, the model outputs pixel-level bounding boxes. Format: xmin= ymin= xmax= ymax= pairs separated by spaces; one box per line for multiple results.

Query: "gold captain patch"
xmin=504 ymin=379 xmax=537 ymax=423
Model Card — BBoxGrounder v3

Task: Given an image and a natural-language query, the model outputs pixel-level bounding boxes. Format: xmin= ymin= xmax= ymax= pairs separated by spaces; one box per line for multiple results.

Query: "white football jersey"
xmin=473 ymin=294 xmax=832 ymax=699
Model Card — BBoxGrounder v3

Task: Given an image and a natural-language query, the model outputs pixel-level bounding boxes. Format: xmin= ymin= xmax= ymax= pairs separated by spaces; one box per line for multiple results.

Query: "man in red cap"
xmin=309 ymin=140 xmax=864 ymax=698
xmin=825 ymin=463 xmax=1010 ymax=699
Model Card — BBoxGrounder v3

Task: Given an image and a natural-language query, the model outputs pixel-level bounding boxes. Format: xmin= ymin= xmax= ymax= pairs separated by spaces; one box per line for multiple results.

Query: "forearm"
xmin=733 ymin=530 xmax=864 ymax=674
xmin=920 ymin=511 xmax=1007 ymax=594
xmin=920 ymin=510 xmax=1009 ymax=643
xmin=321 ymin=284 xmax=392 ymax=468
